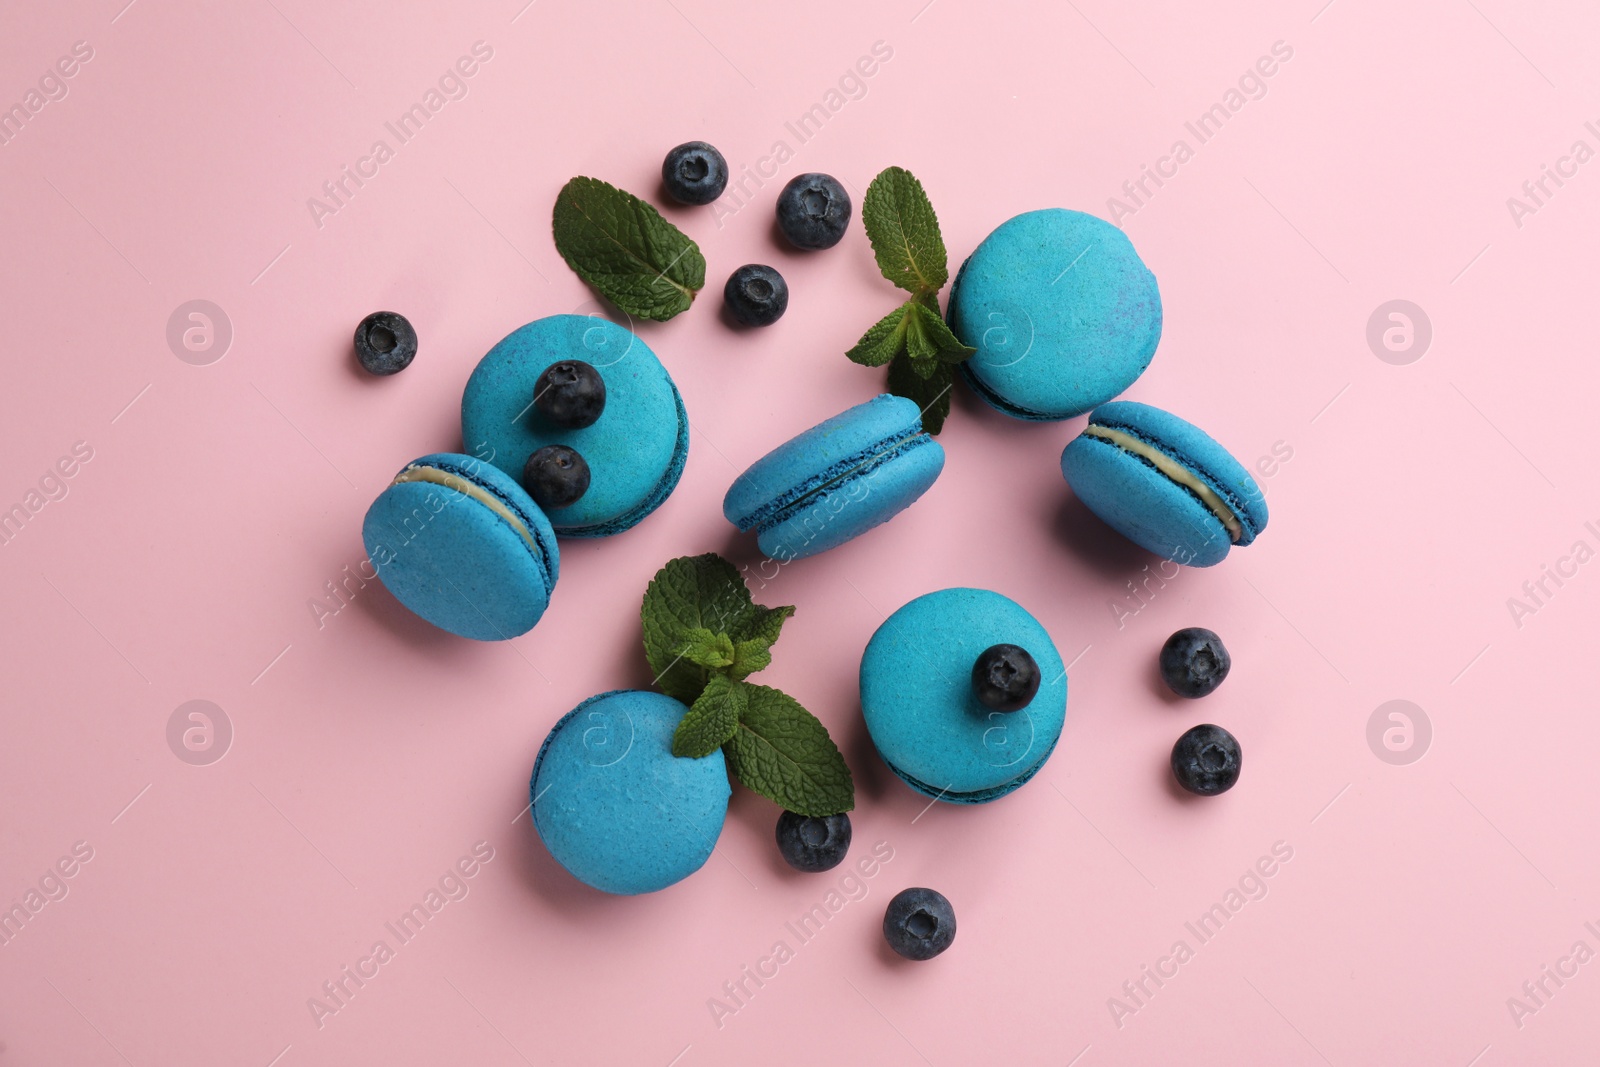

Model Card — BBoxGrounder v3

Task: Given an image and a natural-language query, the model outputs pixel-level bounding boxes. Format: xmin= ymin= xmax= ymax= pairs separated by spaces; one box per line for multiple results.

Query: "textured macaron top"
xmin=860 ymin=588 xmax=1067 ymax=803
xmin=723 ymin=394 xmax=932 ymax=533
xmin=1084 ymin=401 xmax=1267 ymax=545
xmin=949 ymin=209 xmax=1162 ymax=420
xmin=461 ymin=315 xmax=687 ymax=537
xmin=531 ymin=690 xmax=730 ymax=896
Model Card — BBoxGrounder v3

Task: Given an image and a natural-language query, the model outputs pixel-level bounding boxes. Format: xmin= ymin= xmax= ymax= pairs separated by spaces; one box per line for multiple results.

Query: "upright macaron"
xmin=462 ymin=315 xmax=689 ymax=537
xmin=531 ymin=690 xmax=730 ymax=895
xmin=948 ymin=209 xmax=1162 ymax=420
xmin=860 ymin=589 xmax=1067 ymax=804
xmin=723 ymin=394 xmax=945 ymax=561
xmin=362 ymin=452 xmax=559 ymax=640
xmin=1061 ymin=400 xmax=1268 ymax=567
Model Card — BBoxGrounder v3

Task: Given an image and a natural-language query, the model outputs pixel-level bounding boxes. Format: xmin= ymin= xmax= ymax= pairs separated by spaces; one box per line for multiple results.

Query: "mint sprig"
xmin=552 ymin=176 xmax=705 ymax=321
xmin=846 ymin=167 xmax=973 ymax=434
xmin=641 ymin=554 xmax=853 ymax=816
xmin=642 ymin=554 xmax=777 ymax=704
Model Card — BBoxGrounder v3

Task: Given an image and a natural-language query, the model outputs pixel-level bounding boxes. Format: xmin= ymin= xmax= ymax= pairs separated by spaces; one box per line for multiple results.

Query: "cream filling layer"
xmin=1084 ymin=425 xmax=1243 ymax=542
xmin=393 ymin=466 xmax=540 ymax=555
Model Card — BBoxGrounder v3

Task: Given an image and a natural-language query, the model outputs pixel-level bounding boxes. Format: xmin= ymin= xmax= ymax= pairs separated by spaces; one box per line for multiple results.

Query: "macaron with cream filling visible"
xmin=362 ymin=452 xmax=559 ymax=640
xmin=1061 ymin=401 xmax=1267 ymax=567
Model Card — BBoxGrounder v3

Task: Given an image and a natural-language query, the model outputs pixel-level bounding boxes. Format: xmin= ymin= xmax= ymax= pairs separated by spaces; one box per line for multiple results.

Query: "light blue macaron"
xmin=461 ymin=315 xmax=689 ymax=537
xmin=361 ymin=452 xmax=559 ymax=640
xmin=723 ymin=394 xmax=945 ymax=561
xmin=531 ymin=690 xmax=730 ymax=895
xmin=948 ymin=209 xmax=1162 ymax=420
xmin=860 ymin=588 xmax=1067 ymax=804
xmin=1061 ymin=400 xmax=1268 ymax=567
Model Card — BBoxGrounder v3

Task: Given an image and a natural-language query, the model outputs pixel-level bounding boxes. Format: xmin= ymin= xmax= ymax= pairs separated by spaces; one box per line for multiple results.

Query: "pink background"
xmin=2 ymin=0 xmax=1598 ymax=1063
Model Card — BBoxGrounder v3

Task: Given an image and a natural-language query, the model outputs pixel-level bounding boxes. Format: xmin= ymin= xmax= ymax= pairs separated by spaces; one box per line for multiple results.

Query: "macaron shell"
xmin=756 ymin=436 xmax=945 ymax=561
xmin=461 ymin=315 xmax=687 ymax=536
xmin=949 ymin=209 xmax=1162 ymax=420
xmin=1089 ymin=400 xmax=1268 ymax=541
xmin=361 ymin=453 xmax=558 ymax=640
xmin=531 ymin=690 xmax=730 ymax=895
xmin=723 ymin=394 xmax=925 ymax=529
xmin=860 ymin=588 xmax=1067 ymax=802
xmin=1061 ymin=435 xmax=1234 ymax=567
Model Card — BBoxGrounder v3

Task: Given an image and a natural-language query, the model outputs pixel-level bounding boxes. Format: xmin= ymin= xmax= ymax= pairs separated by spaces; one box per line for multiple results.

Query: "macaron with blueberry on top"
xmin=860 ymin=588 xmax=1067 ymax=804
xmin=361 ymin=452 xmax=559 ymax=640
xmin=1061 ymin=400 xmax=1267 ymax=567
xmin=722 ymin=394 xmax=944 ymax=561
xmin=947 ymin=208 xmax=1162 ymax=420
xmin=461 ymin=315 xmax=689 ymax=537
xmin=530 ymin=690 xmax=730 ymax=894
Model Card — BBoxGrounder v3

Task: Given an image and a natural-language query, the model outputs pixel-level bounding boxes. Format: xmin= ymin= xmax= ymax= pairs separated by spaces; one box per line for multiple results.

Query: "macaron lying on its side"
xmin=948 ymin=209 xmax=1162 ymax=420
xmin=723 ymin=394 xmax=945 ymax=561
xmin=362 ymin=452 xmax=559 ymax=640
xmin=531 ymin=690 xmax=730 ymax=895
xmin=860 ymin=588 xmax=1067 ymax=804
xmin=461 ymin=315 xmax=689 ymax=537
xmin=1061 ymin=400 xmax=1268 ymax=567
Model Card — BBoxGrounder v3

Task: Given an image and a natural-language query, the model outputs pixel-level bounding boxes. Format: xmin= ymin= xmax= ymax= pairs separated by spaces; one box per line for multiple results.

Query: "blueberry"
xmin=354 ymin=311 xmax=417 ymax=375
xmin=522 ymin=445 xmax=590 ymax=510
xmin=775 ymin=811 xmax=851 ymax=872
xmin=1171 ymin=724 xmax=1242 ymax=796
xmin=723 ymin=264 xmax=789 ymax=327
xmin=883 ymin=887 xmax=956 ymax=961
xmin=971 ymin=644 xmax=1040 ymax=712
xmin=662 ymin=141 xmax=728 ymax=206
xmin=776 ymin=173 xmax=851 ymax=250
xmin=1159 ymin=628 xmax=1231 ymax=698
xmin=533 ymin=360 xmax=606 ymax=429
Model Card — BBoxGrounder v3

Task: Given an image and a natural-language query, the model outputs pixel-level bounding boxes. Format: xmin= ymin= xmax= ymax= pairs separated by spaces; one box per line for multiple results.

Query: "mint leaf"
xmin=723 ymin=685 xmax=854 ymax=815
xmin=911 ymin=300 xmax=975 ymax=363
xmin=846 ymin=304 xmax=911 ymax=367
xmin=552 ymin=176 xmax=706 ymax=321
xmin=729 ymin=604 xmax=794 ymax=648
xmin=862 ymin=166 xmax=949 ymax=295
xmin=680 ymin=628 xmax=735 ymax=669
xmin=642 ymin=554 xmax=755 ymax=704
xmin=904 ymin=303 xmax=938 ymax=364
xmin=728 ymin=639 xmax=772 ymax=680
xmin=888 ymin=354 xmax=956 ymax=435
xmin=672 ymin=675 xmax=747 ymax=758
